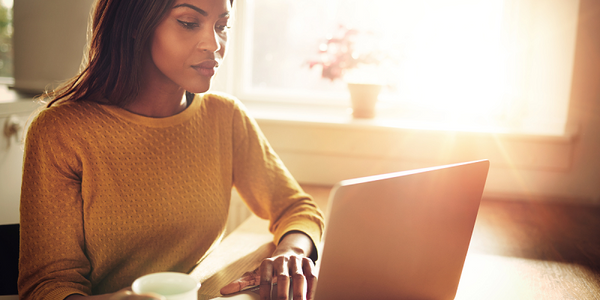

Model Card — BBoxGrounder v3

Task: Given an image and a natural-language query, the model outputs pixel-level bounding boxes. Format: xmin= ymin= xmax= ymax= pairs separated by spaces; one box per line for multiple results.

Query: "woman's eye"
xmin=216 ymin=24 xmax=231 ymax=33
xmin=178 ymin=20 xmax=199 ymax=29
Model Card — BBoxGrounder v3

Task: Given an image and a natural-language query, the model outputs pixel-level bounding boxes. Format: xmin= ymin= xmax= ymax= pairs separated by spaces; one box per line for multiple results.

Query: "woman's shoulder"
xmin=28 ymin=100 xmax=103 ymax=134
xmin=35 ymin=100 xmax=100 ymax=119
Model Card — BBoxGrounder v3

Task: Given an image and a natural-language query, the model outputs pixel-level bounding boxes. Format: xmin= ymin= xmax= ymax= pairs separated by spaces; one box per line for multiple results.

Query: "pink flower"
xmin=308 ymin=25 xmax=388 ymax=81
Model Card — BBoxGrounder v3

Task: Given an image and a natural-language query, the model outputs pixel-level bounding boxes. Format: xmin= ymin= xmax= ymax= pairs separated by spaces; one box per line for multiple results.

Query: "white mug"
xmin=132 ymin=272 xmax=201 ymax=300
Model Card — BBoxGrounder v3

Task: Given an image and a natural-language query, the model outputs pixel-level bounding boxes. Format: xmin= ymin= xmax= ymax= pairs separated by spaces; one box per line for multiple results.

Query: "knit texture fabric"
xmin=18 ymin=92 xmax=324 ymax=300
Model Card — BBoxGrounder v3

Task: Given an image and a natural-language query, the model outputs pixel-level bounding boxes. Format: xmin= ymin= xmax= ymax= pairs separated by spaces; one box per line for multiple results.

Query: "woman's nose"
xmin=197 ymin=27 xmax=221 ymax=52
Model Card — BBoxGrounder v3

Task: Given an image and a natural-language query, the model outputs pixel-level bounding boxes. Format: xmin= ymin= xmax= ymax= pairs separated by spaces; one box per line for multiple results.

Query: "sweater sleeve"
xmin=229 ymin=99 xmax=325 ymax=259
xmin=18 ymin=108 xmax=91 ymax=300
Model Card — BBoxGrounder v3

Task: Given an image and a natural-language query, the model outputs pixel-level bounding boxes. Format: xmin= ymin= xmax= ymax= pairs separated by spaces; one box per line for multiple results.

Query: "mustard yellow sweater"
xmin=19 ymin=93 xmax=324 ymax=300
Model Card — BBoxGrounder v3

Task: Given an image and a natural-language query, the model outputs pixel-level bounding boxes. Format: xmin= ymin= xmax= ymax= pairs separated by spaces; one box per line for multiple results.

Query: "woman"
xmin=18 ymin=0 xmax=324 ymax=299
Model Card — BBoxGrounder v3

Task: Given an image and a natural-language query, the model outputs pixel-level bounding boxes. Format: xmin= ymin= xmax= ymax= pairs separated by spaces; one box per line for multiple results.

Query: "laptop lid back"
xmin=314 ymin=160 xmax=489 ymax=300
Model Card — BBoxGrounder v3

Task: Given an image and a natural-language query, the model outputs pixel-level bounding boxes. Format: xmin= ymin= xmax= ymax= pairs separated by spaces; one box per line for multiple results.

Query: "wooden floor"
xmin=301 ymin=184 xmax=600 ymax=298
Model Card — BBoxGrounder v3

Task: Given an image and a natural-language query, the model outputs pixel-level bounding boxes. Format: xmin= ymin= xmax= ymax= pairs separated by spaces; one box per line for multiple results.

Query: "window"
xmin=220 ymin=0 xmax=580 ymax=136
xmin=0 ymin=0 xmax=12 ymax=79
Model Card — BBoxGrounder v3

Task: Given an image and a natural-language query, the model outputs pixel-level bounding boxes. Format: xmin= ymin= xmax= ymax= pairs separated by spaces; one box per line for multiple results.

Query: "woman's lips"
xmin=193 ymin=60 xmax=219 ymax=77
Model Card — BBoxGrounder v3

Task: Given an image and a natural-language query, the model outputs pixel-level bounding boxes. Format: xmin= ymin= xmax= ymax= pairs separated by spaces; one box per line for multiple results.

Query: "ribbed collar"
xmin=97 ymin=94 xmax=204 ymax=128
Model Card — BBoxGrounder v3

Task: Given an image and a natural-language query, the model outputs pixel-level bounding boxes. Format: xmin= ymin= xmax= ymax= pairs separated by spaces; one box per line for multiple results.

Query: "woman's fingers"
xmin=274 ymin=256 xmax=291 ymax=300
xmin=220 ymin=271 xmax=260 ymax=294
xmin=258 ymin=255 xmax=316 ymax=300
xmin=302 ymin=258 xmax=318 ymax=300
xmin=260 ymin=259 xmax=274 ymax=300
xmin=290 ymin=256 xmax=307 ymax=300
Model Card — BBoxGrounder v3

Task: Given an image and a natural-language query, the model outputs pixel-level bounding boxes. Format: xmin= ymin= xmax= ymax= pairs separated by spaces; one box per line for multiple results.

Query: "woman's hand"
xmin=257 ymin=253 xmax=317 ymax=300
xmin=65 ymin=288 xmax=165 ymax=300
xmin=220 ymin=232 xmax=318 ymax=300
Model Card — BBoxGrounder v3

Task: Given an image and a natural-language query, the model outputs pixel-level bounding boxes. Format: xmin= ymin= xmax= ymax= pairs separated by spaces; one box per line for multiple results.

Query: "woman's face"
xmin=145 ymin=0 xmax=231 ymax=94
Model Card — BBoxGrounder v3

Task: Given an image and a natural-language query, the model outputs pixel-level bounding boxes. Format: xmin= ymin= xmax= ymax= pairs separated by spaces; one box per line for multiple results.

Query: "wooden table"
xmin=191 ymin=185 xmax=600 ymax=299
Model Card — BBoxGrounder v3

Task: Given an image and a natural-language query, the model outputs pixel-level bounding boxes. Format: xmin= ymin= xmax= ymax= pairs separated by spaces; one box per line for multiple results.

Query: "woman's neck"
xmin=124 ymin=91 xmax=187 ymax=118
xmin=124 ymin=78 xmax=189 ymax=118
xmin=123 ymin=49 xmax=193 ymax=118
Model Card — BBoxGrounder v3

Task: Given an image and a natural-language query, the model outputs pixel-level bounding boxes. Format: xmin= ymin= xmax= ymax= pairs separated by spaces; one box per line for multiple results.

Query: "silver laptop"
xmin=313 ymin=159 xmax=489 ymax=300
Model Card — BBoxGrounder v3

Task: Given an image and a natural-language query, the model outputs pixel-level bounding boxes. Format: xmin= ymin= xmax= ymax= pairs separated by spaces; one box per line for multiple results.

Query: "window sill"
xmin=243 ymin=100 xmax=577 ymax=186
xmin=243 ymin=100 xmax=578 ymax=143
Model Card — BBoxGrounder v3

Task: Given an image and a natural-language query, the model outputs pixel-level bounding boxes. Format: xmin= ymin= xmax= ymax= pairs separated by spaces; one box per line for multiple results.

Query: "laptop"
xmin=218 ymin=159 xmax=489 ymax=300
xmin=313 ymin=159 xmax=489 ymax=300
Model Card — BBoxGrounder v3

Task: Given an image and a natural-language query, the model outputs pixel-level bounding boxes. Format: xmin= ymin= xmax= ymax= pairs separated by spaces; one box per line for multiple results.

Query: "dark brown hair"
xmin=44 ymin=0 xmax=234 ymax=108
xmin=43 ymin=0 xmax=173 ymax=107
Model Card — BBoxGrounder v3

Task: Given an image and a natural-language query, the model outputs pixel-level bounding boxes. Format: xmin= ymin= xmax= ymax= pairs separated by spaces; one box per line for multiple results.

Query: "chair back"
xmin=0 ymin=224 xmax=19 ymax=295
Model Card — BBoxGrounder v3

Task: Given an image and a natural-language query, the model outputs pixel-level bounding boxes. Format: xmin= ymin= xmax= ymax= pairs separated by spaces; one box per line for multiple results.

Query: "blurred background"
xmin=1 ymin=0 xmax=600 ymax=227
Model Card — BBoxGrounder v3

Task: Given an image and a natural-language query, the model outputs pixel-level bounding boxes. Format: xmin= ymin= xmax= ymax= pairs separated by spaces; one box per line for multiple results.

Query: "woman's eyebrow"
xmin=173 ymin=3 xmax=208 ymax=16
xmin=173 ymin=3 xmax=230 ymax=18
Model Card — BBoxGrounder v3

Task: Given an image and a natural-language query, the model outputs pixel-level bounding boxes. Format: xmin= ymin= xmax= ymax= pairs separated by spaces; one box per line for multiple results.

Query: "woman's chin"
xmin=186 ymin=85 xmax=211 ymax=94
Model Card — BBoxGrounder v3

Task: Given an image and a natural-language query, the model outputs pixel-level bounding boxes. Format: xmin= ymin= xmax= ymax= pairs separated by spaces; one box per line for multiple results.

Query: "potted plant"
xmin=308 ymin=25 xmax=393 ymax=118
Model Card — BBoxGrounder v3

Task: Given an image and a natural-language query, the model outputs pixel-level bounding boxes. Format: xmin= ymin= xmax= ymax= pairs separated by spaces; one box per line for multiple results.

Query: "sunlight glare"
xmin=249 ymin=0 xmax=578 ymax=135
xmin=378 ymin=0 xmax=506 ymax=124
